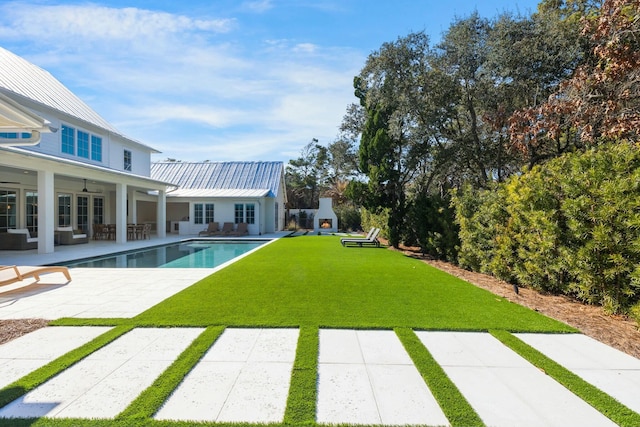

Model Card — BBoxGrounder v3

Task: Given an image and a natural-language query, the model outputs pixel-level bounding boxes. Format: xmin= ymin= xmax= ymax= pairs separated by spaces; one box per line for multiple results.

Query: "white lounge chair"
xmin=341 ymin=228 xmax=381 ymax=247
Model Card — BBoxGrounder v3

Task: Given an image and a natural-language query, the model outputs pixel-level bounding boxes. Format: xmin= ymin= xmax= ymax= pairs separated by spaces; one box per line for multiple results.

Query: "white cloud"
xmin=242 ymin=0 xmax=274 ymax=13
xmin=0 ymin=4 xmax=234 ymax=42
xmin=293 ymin=43 xmax=317 ymax=54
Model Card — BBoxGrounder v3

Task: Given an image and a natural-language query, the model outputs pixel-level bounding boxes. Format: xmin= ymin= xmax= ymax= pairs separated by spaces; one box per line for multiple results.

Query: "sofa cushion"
xmin=73 ymin=234 xmax=88 ymax=239
xmin=56 ymin=226 xmax=73 ymax=232
xmin=26 ymin=237 xmax=38 ymax=243
xmin=7 ymin=228 xmax=31 ymax=238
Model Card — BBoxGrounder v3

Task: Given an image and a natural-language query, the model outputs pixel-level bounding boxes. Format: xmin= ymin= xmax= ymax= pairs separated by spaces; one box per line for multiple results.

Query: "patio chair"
xmin=229 ymin=222 xmax=249 ymax=236
xmin=0 ymin=265 xmax=71 ymax=287
xmin=198 ymin=222 xmax=219 ymax=236
xmin=341 ymin=228 xmax=381 ymax=247
xmin=92 ymin=224 xmax=108 ymax=240
xmin=212 ymin=222 xmax=234 ymax=236
xmin=142 ymin=223 xmax=152 ymax=240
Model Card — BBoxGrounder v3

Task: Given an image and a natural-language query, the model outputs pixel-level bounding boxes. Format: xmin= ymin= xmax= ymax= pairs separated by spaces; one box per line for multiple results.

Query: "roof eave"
xmin=0 ymin=92 xmax=54 ymax=146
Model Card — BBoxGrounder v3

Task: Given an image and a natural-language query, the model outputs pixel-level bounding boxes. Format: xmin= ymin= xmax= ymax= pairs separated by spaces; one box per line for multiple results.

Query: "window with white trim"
xmin=234 ymin=203 xmax=243 ymax=224
xmin=91 ymin=135 xmax=102 ymax=161
xmin=77 ymin=195 xmax=89 ymax=233
xmin=61 ymin=125 xmax=75 ymax=155
xmin=124 ymin=149 xmax=132 ymax=171
xmin=60 ymin=123 xmax=102 ymax=162
xmin=0 ymin=190 xmax=17 ymax=232
xmin=234 ymin=203 xmax=255 ymax=224
xmin=93 ymin=197 xmax=104 ymax=225
xmin=77 ymin=130 xmax=89 ymax=158
xmin=58 ymin=194 xmax=72 ymax=227
xmin=245 ymin=203 xmax=255 ymax=224
xmin=194 ymin=203 xmax=214 ymax=224
xmin=25 ymin=191 xmax=37 ymax=234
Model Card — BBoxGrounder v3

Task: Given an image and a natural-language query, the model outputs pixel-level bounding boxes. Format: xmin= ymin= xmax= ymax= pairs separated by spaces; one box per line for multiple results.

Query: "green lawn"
xmin=7 ymin=236 xmax=638 ymax=427
xmin=134 ymin=235 xmax=574 ymax=332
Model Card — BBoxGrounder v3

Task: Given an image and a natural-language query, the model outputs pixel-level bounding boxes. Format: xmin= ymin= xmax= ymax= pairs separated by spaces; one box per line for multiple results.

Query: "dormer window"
xmin=124 ymin=149 xmax=132 ymax=171
xmin=60 ymin=123 xmax=102 ymax=162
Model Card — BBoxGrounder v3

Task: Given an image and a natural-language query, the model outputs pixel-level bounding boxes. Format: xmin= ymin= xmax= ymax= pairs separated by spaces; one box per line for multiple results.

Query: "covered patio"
xmin=0 ymin=146 xmax=172 ymax=255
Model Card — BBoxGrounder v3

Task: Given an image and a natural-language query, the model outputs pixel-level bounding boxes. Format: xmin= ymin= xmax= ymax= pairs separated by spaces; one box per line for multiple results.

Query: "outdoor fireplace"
xmin=319 ymin=218 xmax=333 ymax=229
xmin=314 ymin=198 xmax=338 ymax=232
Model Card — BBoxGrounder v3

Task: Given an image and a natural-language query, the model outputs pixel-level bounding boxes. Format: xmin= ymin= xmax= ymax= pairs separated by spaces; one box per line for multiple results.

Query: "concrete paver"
xmin=0 ymin=326 xmax=112 ymax=389
xmin=0 ymin=328 xmax=204 ymax=419
xmin=416 ymin=331 xmax=618 ymax=427
xmin=517 ymin=333 xmax=640 ymax=414
xmin=317 ymin=329 xmax=449 ymax=426
xmin=155 ymin=328 xmax=299 ymax=423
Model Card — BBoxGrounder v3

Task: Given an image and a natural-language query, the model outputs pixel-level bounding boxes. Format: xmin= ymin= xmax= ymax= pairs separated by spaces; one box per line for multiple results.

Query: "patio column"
xmin=115 ymin=183 xmax=127 ymax=243
xmin=37 ymin=169 xmax=54 ymax=254
xmin=156 ymin=189 xmax=166 ymax=238
xmin=257 ymin=199 xmax=263 ymax=235
xmin=128 ymin=188 xmax=137 ymax=224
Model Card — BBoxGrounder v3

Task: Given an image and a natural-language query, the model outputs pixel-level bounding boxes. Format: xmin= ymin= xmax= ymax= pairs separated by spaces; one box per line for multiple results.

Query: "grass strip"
xmin=0 ymin=418 xmax=138 ymax=427
xmin=490 ymin=330 xmax=640 ymax=427
xmin=117 ymin=326 xmax=225 ymax=420
xmin=49 ymin=317 xmax=132 ymax=327
xmin=283 ymin=326 xmax=319 ymax=425
xmin=395 ymin=328 xmax=485 ymax=427
xmin=0 ymin=325 xmax=133 ymax=411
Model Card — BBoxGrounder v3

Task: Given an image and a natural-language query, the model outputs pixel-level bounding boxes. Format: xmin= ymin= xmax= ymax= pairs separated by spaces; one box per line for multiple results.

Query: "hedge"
xmin=453 ymin=142 xmax=640 ymax=318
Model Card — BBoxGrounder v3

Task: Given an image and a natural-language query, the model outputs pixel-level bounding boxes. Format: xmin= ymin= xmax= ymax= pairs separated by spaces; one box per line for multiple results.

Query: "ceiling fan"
xmin=81 ymin=179 xmax=102 ymax=194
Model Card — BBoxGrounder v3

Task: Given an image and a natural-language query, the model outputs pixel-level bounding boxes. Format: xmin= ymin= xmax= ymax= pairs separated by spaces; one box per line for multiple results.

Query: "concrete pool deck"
xmin=0 ymin=235 xmax=639 ymax=425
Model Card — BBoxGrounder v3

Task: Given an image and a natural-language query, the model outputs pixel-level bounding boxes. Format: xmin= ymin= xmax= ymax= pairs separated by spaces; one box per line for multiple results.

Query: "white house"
xmin=0 ymin=47 xmax=285 ymax=254
xmin=151 ymin=161 xmax=286 ymax=236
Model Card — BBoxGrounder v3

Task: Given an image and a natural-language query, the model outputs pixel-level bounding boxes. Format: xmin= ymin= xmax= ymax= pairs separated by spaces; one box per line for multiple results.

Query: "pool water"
xmin=62 ymin=240 xmax=266 ymax=268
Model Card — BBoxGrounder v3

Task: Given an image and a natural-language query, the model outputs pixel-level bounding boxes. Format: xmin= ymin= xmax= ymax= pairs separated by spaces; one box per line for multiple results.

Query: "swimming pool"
xmin=61 ymin=240 xmax=267 ymax=268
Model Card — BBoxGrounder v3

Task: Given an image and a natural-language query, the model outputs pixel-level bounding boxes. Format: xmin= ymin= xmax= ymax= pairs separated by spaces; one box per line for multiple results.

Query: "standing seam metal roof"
xmin=0 ymin=47 xmax=119 ymax=133
xmin=0 ymin=47 xmax=158 ymax=152
xmin=150 ymin=161 xmax=284 ymax=198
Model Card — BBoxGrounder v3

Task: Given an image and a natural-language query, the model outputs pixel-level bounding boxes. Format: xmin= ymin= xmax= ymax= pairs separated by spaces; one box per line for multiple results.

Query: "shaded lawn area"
xmin=135 ymin=236 xmax=574 ymax=332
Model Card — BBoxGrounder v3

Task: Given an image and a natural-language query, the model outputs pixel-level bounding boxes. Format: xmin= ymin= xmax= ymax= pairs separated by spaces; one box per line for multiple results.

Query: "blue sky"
xmin=0 ymin=0 xmax=541 ymax=163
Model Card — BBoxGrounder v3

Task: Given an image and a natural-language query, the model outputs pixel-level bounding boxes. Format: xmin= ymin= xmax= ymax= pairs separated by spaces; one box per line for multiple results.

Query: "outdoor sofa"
xmin=0 ymin=228 xmax=38 ymax=250
xmin=56 ymin=227 xmax=89 ymax=245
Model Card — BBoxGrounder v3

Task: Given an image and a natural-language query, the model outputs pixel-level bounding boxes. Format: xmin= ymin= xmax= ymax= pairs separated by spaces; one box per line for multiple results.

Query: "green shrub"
xmin=360 ymin=207 xmax=389 ymax=239
xmin=452 ymin=183 xmax=509 ymax=276
xmin=630 ymin=302 xmax=640 ymax=328
xmin=454 ymin=142 xmax=640 ymax=313
xmin=499 ymin=164 xmax=572 ymax=293
xmin=559 ymin=144 xmax=640 ymax=312
xmin=334 ymin=204 xmax=361 ymax=231
xmin=406 ymin=191 xmax=459 ymax=262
